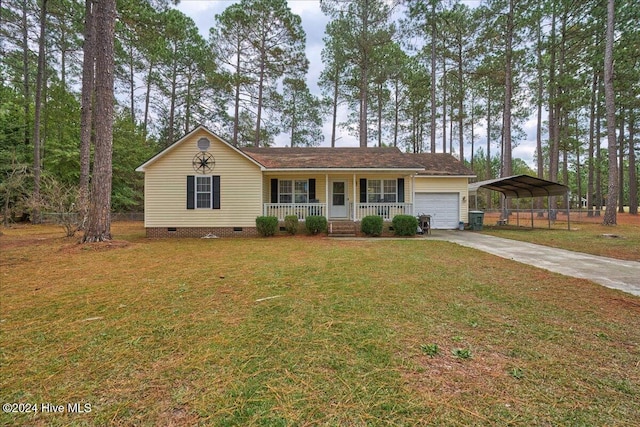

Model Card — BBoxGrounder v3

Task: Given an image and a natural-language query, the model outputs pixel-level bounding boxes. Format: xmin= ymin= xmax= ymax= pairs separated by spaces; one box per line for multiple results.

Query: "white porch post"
xmin=353 ymin=174 xmax=357 ymax=221
xmin=325 ymin=174 xmax=329 ymax=218
xmin=411 ymin=174 xmax=416 ymax=216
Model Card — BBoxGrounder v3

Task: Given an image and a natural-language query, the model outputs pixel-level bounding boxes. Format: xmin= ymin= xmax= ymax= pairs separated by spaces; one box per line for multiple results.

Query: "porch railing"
xmin=264 ymin=203 xmax=326 ymax=220
xmin=355 ymin=203 xmax=413 ymax=221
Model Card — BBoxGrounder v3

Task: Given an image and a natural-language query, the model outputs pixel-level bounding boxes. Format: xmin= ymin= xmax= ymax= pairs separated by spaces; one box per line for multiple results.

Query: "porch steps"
xmin=328 ymin=221 xmax=357 ymax=238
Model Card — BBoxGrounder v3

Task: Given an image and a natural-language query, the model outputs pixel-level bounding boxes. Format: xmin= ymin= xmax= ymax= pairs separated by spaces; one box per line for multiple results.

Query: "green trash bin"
xmin=469 ymin=211 xmax=484 ymax=231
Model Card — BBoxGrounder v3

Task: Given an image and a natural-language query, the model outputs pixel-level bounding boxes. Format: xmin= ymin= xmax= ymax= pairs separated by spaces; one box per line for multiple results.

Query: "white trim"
xmin=416 ymin=174 xmax=476 ymax=178
xmin=352 ymin=174 xmax=357 ymax=221
xmin=411 ymin=175 xmax=416 ymax=216
xmin=195 ymin=175 xmax=212 ymax=209
xmin=325 ymin=174 xmax=329 ymax=215
xmin=136 ymin=125 xmax=265 ymax=172
xmin=261 ymin=168 xmax=425 ymax=173
xmin=329 ymin=179 xmax=348 ymax=219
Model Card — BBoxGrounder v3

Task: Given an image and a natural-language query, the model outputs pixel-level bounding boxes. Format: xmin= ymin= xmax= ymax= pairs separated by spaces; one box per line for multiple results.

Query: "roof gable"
xmin=135 ymin=125 xmax=264 ymax=172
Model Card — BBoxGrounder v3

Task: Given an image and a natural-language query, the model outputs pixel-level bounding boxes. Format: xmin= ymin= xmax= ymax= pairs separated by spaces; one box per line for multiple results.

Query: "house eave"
xmin=262 ymin=167 xmax=425 ymax=173
xmin=416 ymin=174 xmax=477 ymax=178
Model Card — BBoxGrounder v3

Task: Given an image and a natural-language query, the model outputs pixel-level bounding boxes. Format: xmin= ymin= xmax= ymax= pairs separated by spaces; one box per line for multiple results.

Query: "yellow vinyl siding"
xmin=144 ymin=129 xmax=262 ymax=227
xmin=414 ymin=176 xmax=470 ymax=222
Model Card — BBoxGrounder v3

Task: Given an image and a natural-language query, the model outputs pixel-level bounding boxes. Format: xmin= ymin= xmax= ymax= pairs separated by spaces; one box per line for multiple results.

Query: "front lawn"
xmin=1 ymin=222 xmax=639 ymax=426
xmin=481 ymin=218 xmax=640 ymax=261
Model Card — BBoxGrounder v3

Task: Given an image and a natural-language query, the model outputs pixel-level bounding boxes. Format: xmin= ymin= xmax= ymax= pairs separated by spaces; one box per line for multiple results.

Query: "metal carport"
xmin=468 ymin=175 xmax=570 ymax=229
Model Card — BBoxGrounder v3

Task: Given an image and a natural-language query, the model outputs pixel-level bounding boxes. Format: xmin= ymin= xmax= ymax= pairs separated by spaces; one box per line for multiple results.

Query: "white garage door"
xmin=414 ymin=193 xmax=460 ymax=229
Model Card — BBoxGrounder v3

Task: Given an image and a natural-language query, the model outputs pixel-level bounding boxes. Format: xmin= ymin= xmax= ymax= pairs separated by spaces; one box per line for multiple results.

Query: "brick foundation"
xmin=146 ymin=227 xmax=259 ymax=238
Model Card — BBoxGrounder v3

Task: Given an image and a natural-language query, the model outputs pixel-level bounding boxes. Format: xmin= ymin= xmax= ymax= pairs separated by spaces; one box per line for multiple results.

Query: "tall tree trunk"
xmin=168 ymin=52 xmax=177 ymax=145
xmin=470 ymin=96 xmax=475 ymax=170
xmin=377 ymin=84 xmax=382 ymax=147
xmin=32 ymin=0 xmax=48 ymax=224
xmin=232 ymin=42 xmax=241 ymax=146
xmin=595 ymin=83 xmax=603 ymax=216
xmin=602 ymin=0 xmax=618 ymax=225
xmin=79 ymin=0 xmax=94 ymax=226
xmin=430 ymin=0 xmax=436 ymax=153
xmin=185 ymin=72 xmax=192 ymax=134
xmin=548 ymin=6 xmax=559 ymax=215
xmin=575 ymin=116 xmax=581 ymax=211
xmin=502 ymin=0 xmax=513 ymax=180
xmin=535 ymin=11 xmax=544 ymax=215
xmin=457 ymin=42 xmax=464 ymax=163
xmin=83 ymin=0 xmax=116 ymax=242
xmin=255 ymin=45 xmax=266 ymax=147
xmin=393 ymin=79 xmax=399 ymax=147
xmin=129 ymin=43 xmax=135 ymax=124
xmin=358 ymin=0 xmax=369 ymax=148
xmin=629 ymin=111 xmax=637 ymax=215
xmin=330 ymin=66 xmax=339 ymax=147
xmin=290 ymin=91 xmax=296 ymax=147
xmin=486 ymin=85 xmax=492 ymax=209
xmin=22 ymin=0 xmax=31 ymax=147
xmin=587 ymin=70 xmax=597 ymax=216
xmin=143 ymin=59 xmax=154 ymax=138
xmin=442 ymin=58 xmax=447 ymax=154
xmin=618 ymin=108 xmax=625 ymax=213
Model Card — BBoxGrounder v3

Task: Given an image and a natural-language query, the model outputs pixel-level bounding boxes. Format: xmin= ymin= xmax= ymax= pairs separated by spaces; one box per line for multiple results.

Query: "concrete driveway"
xmin=429 ymin=230 xmax=640 ymax=297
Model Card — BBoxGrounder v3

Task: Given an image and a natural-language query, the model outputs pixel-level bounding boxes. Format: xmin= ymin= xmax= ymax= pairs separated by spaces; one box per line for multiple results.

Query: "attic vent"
xmin=197 ymin=137 xmax=211 ymax=151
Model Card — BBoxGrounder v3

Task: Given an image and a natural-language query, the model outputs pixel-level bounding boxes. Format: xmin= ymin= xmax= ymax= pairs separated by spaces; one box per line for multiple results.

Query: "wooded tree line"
xmin=0 ymin=0 xmax=637 ymax=234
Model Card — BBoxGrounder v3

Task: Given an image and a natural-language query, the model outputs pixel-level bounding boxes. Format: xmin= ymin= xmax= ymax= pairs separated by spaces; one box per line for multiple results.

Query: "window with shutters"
xmin=278 ymin=180 xmax=308 ymax=203
xmin=196 ymin=176 xmax=212 ymax=208
xmin=367 ymin=179 xmax=396 ymax=202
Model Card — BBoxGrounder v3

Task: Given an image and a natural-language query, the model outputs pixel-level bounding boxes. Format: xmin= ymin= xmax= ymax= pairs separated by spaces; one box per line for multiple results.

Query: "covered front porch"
xmin=263 ymin=173 xmax=414 ymax=222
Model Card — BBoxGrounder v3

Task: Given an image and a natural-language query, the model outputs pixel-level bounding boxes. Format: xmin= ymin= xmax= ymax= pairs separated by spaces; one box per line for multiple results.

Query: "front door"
xmin=330 ymin=180 xmax=348 ymax=218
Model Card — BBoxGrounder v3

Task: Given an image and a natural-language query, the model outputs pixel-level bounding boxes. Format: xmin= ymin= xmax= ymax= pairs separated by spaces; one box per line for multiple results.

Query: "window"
xmin=279 ymin=180 xmax=308 ymax=203
xmin=196 ymin=176 xmax=211 ymax=208
xmin=294 ymin=180 xmax=308 ymax=203
xmin=367 ymin=179 xmax=396 ymax=203
xmin=279 ymin=180 xmax=292 ymax=203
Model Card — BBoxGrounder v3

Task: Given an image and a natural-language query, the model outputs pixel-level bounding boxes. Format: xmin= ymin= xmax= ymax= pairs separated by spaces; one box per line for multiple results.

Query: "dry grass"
xmin=1 ymin=222 xmax=639 ymax=426
xmin=481 ymin=213 xmax=640 ymax=261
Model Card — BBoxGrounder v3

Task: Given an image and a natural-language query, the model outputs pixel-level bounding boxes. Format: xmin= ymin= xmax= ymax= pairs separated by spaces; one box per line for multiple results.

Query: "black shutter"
xmin=212 ymin=176 xmax=221 ymax=209
xmin=309 ymin=179 xmax=316 ymax=201
xmin=187 ymin=175 xmax=195 ymax=209
xmin=359 ymin=178 xmax=367 ymax=203
xmin=271 ymin=179 xmax=278 ymax=203
xmin=397 ymin=178 xmax=405 ymax=203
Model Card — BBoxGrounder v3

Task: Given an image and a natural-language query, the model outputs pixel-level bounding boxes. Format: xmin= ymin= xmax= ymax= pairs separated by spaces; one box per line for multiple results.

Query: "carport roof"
xmin=468 ymin=175 xmax=569 ymax=198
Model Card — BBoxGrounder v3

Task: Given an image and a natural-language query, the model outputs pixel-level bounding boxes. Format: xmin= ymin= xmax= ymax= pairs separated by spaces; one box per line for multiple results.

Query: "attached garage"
xmin=414 ymin=193 xmax=460 ymax=229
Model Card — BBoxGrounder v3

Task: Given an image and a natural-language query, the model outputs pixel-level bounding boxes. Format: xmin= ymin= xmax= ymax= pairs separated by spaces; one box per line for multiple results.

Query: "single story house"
xmin=135 ymin=125 xmax=475 ymax=237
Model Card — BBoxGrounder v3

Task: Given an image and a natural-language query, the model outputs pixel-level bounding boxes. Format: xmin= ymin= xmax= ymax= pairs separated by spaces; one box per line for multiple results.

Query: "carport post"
xmin=547 ymin=196 xmax=551 ymax=229
xmin=530 ymin=197 xmax=534 ymax=229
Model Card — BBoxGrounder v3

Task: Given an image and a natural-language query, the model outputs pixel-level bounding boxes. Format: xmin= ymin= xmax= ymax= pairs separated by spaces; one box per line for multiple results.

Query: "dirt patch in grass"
xmin=60 ymin=239 xmax=132 ymax=254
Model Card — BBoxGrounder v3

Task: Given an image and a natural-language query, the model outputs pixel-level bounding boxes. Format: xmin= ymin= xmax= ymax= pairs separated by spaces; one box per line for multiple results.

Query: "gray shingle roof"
xmin=407 ymin=153 xmax=475 ymax=176
xmin=241 ymin=147 xmax=472 ymax=173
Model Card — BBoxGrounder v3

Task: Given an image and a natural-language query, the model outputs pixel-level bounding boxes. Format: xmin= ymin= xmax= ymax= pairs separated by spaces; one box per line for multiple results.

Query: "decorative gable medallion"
xmin=192 ymin=151 xmax=215 ymax=174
